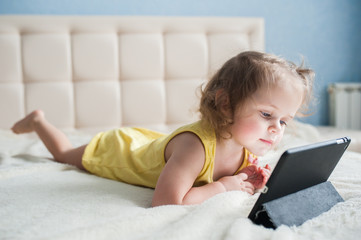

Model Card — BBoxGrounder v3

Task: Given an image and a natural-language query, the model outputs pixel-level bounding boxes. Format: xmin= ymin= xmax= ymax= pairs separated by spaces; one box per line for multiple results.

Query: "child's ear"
xmin=215 ymin=89 xmax=232 ymax=117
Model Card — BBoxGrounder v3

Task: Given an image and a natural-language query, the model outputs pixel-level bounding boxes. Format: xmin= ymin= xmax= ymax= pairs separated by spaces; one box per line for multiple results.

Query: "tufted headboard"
xmin=0 ymin=16 xmax=264 ymax=132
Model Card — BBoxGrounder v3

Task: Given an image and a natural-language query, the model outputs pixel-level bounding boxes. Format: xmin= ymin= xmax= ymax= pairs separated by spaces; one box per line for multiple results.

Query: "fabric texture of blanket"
xmin=1 ymin=121 xmax=361 ymax=240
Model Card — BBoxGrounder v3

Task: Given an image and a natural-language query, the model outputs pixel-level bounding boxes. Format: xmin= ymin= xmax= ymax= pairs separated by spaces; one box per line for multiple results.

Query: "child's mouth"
xmin=260 ymin=139 xmax=273 ymax=146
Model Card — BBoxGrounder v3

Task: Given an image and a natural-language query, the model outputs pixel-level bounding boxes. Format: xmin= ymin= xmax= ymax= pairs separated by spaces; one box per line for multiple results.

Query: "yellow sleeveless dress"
xmin=82 ymin=121 xmax=256 ymax=188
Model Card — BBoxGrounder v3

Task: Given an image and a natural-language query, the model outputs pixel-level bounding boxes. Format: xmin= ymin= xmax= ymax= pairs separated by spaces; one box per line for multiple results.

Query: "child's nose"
xmin=268 ymin=121 xmax=281 ymax=134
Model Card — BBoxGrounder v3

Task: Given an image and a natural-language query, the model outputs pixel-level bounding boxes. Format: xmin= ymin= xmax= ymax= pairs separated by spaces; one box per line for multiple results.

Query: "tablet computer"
xmin=248 ymin=137 xmax=351 ymax=223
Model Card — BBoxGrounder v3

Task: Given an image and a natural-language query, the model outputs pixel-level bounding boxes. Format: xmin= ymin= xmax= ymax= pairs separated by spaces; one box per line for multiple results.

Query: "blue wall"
xmin=1 ymin=0 xmax=361 ymax=126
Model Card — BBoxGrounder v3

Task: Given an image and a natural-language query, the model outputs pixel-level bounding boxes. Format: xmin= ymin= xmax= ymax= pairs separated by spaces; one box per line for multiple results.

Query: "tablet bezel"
xmin=248 ymin=137 xmax=351 ymax=222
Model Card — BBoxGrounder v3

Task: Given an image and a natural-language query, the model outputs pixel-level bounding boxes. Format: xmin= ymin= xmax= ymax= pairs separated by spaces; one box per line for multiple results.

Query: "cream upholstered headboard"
xmin=0 ymin=16 xmax=264 ymax=132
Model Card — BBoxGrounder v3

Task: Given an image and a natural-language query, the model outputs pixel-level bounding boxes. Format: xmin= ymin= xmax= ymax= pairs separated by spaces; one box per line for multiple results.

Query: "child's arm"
xmin=151 ymin=132 xmax=254 ymax=207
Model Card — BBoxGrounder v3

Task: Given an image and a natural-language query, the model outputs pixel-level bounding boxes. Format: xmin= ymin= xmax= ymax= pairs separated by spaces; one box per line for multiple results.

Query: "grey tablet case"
xmin=248 ymin=137 xmax=351 ymax=228
xmin=254 ymin=181 xmax=344 ymax=228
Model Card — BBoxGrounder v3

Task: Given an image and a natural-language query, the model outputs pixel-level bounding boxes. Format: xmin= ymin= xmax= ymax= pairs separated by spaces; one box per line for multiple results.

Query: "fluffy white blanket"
xmin=1 ymin=122 xmax=361 ymax=240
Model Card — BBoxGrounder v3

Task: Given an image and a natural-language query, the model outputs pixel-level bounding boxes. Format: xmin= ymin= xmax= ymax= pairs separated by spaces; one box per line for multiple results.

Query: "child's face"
xmin=228 ymin=79 xmax=304 ymax=156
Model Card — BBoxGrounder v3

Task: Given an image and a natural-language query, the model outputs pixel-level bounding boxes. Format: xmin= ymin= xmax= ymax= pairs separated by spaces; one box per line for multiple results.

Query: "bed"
xmin=0 ymin=15 xmax=360 ymax=240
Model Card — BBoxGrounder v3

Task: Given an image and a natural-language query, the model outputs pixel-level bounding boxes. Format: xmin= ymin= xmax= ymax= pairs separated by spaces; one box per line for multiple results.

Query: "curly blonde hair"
xmin=199 ymin=51 xmax=315 ymax=138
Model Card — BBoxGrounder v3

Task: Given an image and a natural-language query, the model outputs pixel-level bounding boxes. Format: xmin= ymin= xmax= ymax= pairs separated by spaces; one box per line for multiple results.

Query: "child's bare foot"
xmin=11 ymin=110 xmax=45 ymax=134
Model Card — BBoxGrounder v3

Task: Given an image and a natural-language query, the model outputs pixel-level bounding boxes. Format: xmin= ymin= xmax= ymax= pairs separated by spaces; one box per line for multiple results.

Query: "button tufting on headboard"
xmin=0 ymin=16 xmax=264 ymax=132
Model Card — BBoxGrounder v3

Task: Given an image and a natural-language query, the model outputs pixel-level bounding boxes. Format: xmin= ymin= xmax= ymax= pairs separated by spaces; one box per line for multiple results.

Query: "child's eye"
xmin=261 ymin=112 xmax=271 ymax=118
xmin=280 ymin=120 xmax=287 ymax=126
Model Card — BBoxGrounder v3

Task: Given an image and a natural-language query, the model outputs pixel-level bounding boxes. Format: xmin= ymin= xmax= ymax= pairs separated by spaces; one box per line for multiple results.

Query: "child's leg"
xmin=11 ymin=110 xmax=86 ymax=170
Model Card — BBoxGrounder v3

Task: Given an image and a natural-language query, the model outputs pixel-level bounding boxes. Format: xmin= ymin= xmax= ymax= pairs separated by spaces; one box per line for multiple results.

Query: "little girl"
xmin=11 ymin=51 xmax=314 ymax=207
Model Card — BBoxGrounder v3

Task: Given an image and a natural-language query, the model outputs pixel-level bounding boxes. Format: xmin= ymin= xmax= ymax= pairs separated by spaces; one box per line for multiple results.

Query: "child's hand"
xmin=239 ymin=164 xmax=271 ymax=190
xmin=217 ymin=173 xmax=255 ymax=194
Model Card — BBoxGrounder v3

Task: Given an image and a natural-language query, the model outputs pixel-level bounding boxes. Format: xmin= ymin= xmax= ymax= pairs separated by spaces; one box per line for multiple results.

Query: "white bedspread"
xmin=1 ymin=122 xmax=361 ymax=240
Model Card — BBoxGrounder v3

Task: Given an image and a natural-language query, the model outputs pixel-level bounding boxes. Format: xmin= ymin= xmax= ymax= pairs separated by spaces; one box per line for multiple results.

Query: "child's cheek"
xmin=273 ymin=129 xmax=285 ymax=146
xmin=239 ymin=121 xmax=263 ymax=137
